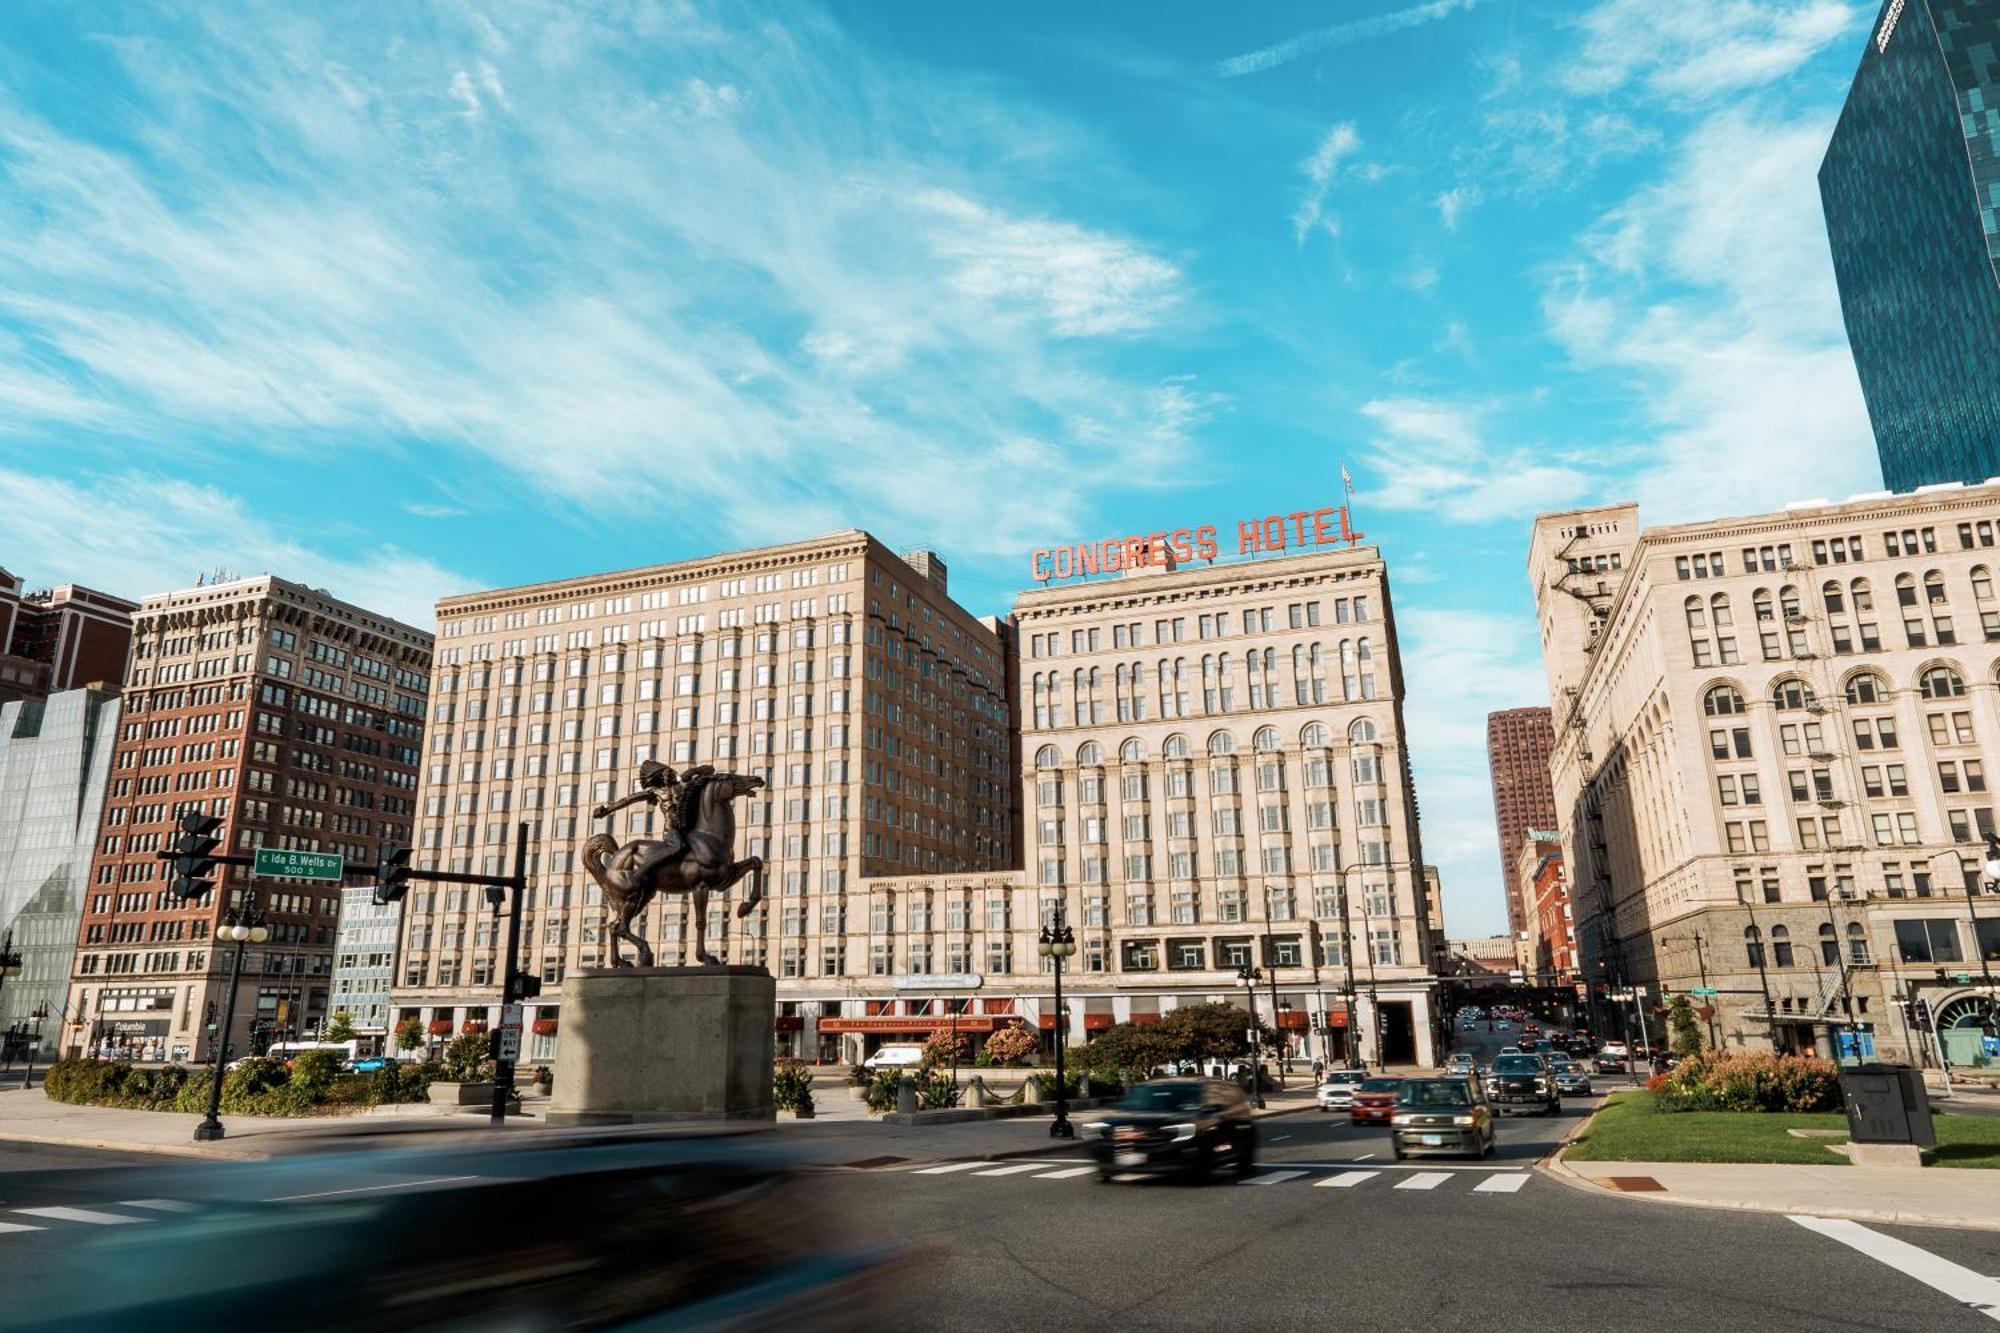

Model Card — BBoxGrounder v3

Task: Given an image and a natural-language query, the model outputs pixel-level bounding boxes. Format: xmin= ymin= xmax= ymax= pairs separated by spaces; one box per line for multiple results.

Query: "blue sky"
xmin=0 ymin=1 xmax=1887 ymax=936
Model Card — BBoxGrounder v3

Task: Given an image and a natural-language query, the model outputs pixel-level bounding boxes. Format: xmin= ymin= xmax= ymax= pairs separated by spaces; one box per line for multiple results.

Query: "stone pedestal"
xmin=546 ymin=966 xmax=775 ymax=1125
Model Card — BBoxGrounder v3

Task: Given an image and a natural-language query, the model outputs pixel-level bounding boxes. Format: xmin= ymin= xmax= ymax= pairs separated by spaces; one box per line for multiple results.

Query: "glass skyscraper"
xmin=1820 ymin=0 xmax=2000 ymax=491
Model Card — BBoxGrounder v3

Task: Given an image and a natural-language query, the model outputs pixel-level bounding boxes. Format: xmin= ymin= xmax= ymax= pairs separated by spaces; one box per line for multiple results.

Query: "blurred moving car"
xmin=1486 ymin=1053 xmax=1560 ymax=1117
xmin=1390 ymin=1077 xmax=1495 ymax=1160
xmin=1315 ymin=1068 xmax=1369 ymax=1111
xmin=1084 ymin=1078 xmax=1257 ymax=1181
xmin=9 ymin=1131 xmax=909 ymax=1331
xmin=1349 ymin=1077 xmax=1403 ymax=1126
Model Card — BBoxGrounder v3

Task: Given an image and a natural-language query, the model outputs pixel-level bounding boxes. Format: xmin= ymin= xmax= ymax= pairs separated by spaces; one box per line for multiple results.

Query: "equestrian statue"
xmin=583 ymin=759 xmax=766 ymax=967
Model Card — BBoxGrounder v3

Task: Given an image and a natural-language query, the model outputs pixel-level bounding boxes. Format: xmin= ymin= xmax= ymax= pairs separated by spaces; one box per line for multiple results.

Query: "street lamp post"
xmin=194 ymin=893 xmax=268 ymax=1143
xmin=21 ymin=1005 xmax=48 ymax=1091
xmin=1036 ymin=909 xmax=1077 ymax=1139
xmin=1236 ymin=962 xmax=1266 ymax=1109
xmin=1975 ymin=838 xmax=2000 ymax=996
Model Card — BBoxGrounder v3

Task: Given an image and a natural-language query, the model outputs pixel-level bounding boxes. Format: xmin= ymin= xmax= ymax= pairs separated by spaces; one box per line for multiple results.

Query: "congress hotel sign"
xmin=1031 ymin=504 xmax=1363 ymax=583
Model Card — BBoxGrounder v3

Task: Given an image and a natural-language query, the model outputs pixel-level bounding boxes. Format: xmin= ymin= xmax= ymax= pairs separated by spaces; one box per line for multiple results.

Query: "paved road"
xmin=0 ymin=1097 xmax=1996 ymax=1330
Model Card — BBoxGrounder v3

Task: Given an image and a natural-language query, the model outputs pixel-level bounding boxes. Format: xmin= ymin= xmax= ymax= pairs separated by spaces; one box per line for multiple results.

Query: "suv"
xmin=1316 ymin=1068 xmax=1369 ymax=1111
xmin=1391 ymin=1077 xmax=1495 ymax=1160
xmin=1085 ymin=1079 xmax=1257 ymax=1181
xmin=1485 ymin=1053 xmax=1560 ymax=1116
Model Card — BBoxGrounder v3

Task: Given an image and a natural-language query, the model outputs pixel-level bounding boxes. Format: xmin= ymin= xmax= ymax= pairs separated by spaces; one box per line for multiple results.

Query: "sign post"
xmin=251 ymin=849 xmax=344 ymax=881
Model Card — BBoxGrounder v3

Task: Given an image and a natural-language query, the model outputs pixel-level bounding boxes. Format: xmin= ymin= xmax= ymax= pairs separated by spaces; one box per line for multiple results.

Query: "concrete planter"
xmin=428 ymin=1080 xmax=495 ymax=1107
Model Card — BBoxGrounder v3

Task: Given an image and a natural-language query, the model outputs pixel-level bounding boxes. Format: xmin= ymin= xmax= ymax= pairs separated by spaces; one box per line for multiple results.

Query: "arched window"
xmin=1684 ymin=596 xmax=1707 ymax=630
xmin=1077 ymin=741 xmax=1102 ymax=765
xmin=1920 ymin=665 xmax=1966 ymax=699
xmin=1844 ymin=671 xmax=1887 ymax=704
xmin=1300 ymin=722 xmax=1329 ymax=748
xmin=1207 ymin=731 xmax=1236 ymax=756
xmin=1770 ymin=924 xmax=1794 ymax=968
xmin=1975 ymin=566 xmax=1995 ymax=602
xmin=1896 ymin=572 xmax=1917 ymax=607
xmin=1253 ymin=726 xmax=1279 ymax=752
xmin=1846 ymin=921 xmax=1869 ymax=965
xmin=1035 ymin=745 xmax=1060 ymax=770
xmin=1851 ymin=577 xmax=1874 ymax=612
xmin=1163 ymin=734 xmax=1190 ymax=759
xmin=1822 ymin=580 xmax=1845 ymax=614
xmin=1771 ymin=679 xmax=1814 ymax=711
xmin=1925 ymin=570 xmax=1947 ymax=605
xmin=1703 ymin=684 xmax=1745 ymax=716
xmin=1710 ymin=592 xmax=1733 ymax=627
xmin=1744 ymin=925 xmax=1765 ymax=968
xmin=1349 ymin=718 xmax=1378 ymax=744
xmin=1818 ymin=923 xmax=1838 ymax=966
xmin=1118 ymin=738 xmax=1144 ymax=763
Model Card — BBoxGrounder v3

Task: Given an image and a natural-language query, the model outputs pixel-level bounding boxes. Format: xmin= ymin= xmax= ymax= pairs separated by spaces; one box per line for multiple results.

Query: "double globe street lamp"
xmin=194 ymin=896 xmax=269 ymax=1143
xmin=1037 ymin=913 xmax=1077 ymax=1139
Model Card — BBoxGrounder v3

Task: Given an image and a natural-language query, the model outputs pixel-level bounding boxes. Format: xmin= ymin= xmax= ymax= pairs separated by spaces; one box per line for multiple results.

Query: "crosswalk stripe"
xmin=121 ymin=1199 xmax=198 ymax=1212
xmin=1241 ymin=1169 xmax=1309 ymax=1186
xmin=1035 ymin=1167 xmax=1097 ymax=1180
xmin=13 ymin=1206 xmax=146 ymax=1225
xmin=973 ymin=1164 xmax=1049 ymax=1177
xmin=0 ymin=1222 xmax=45 ymax=1234
xmin=1315 ymin=1171 xmax=1379 ymax=1188
xmin=1473 ymin=1174 xmax=1530 ymax=1194
xmin=1393 ymin=1173 xmax=1452 ymax=1191
xmin=911 ymin=1162 xmax=987 ymax=1175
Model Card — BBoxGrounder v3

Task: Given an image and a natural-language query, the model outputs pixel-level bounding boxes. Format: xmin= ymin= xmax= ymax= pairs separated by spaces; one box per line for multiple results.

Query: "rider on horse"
xmin=592 ymin=759 xmax=714 ymax=879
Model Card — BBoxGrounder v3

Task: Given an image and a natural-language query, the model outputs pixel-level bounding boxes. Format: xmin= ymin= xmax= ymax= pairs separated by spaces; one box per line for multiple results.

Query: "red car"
xmin=1349 ymin=1077 xmax=1403 ymax=1125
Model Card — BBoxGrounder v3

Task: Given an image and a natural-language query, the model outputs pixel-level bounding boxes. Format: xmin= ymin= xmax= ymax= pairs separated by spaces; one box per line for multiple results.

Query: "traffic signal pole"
xmin=492 ymin=822 xmax=528 ymax=1127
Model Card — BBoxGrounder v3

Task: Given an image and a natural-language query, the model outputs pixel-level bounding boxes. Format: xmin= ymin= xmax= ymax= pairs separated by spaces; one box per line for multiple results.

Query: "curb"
xmin=0 ymin=1128 xmax=275 ymax=1160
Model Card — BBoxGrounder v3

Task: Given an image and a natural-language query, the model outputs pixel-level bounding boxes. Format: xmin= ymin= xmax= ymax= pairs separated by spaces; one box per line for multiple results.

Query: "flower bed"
xmin=40 ymin=1054 xmax=439 ymax=1117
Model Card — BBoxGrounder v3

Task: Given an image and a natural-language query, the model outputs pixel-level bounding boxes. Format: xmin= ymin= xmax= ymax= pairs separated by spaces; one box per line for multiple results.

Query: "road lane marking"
xmin=1241 ymin=1170 xmax=1309 ymax=1186
xmin=1792 ymin=1216 xmax=2000 ymax=1321
xmin=121 ymin=1199 xmax=198 ymax=1212
xmin=973 ymin=1164 xmax=1049 ymax=1177
xmin=1474 ymin=1174 xmax=1530 ymax=1194
xmin=911 ymin=1162 xmax=987 ymax=1175
xmin=1316 ymin=1171 xmax=1378 ymax=1188
xmin=1353 ymin=1153 xmax=1376 ymax=1161
xmin=1393 ymin=1173 xmax=1452 ymax=1191
xmin=0 ymin=1221 xmax=45 ymax=1234
xmin=13 ymin=1206 xmax=145 ymax=1225
xmin=1035 ymin=1167 xmax=1096 ymax=1180
xmin=262 ymin=1175 xmax=479 ymax=1202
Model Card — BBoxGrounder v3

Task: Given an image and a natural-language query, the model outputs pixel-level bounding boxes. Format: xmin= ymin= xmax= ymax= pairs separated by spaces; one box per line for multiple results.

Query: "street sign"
xmin=500 ymin=1004 xmax=524 ymax=1028
xmin=1956 ymin=973 xmax=1974 ymax=985
xmin=1634 ymin=986 xmax=1648 ymax=998
xmin=1689 ymin=987 xmax=1719 ymax=998
xmin=253 ymin=848 xmax=344 ymax=881
xmin=494 ymin=1028 xmax=521 ymax=1061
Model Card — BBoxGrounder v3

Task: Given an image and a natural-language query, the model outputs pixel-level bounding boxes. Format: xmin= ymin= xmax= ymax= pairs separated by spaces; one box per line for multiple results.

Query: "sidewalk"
xmin=1547 ymin=1150 xmax=2000 ymax=1233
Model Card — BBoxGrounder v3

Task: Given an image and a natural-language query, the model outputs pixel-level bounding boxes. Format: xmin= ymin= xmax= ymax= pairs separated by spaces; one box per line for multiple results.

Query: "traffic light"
xmin=515 ymin=972 xmax=542 ymax=1000
xmin=372 ymin=844 xmax=413 ymax=906
xmin=1307 ymin=919 xmax=1323 ymax=966
xmin=171 ymin=812 xmax=223 ymax=900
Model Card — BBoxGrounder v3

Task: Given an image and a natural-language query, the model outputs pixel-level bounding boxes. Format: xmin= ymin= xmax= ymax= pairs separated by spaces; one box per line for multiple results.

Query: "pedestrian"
xmin=1312 ymin=1057 xmax=1325 ymax=1080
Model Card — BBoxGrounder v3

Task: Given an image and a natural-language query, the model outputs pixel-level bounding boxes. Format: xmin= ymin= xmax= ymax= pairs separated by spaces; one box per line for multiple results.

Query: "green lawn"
xmin=1925 ymin=1114 xmax=2000 ymax=1168
xmin=1563 ymin=1092 xmax=1851 ymax=1165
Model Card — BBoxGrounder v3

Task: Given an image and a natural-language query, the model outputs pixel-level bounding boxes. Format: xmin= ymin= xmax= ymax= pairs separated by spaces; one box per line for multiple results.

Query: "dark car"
xmin=1084 ymin=1078 xmax=1257 ymax=1181
xmin=1349 ymin=1077 xmax=1403 ymax=1125
xmin=1390 ymin=1077 xmax=1495 ymax=1160
xmin=1485 ymin=1053 xmax=1560 ymax=1116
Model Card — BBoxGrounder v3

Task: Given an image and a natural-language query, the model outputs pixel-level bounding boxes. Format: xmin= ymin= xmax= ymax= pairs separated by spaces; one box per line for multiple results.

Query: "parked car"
xmin=1316 ymin=1068 xmax=1369 ymax=1111
xmin=1084 ymin=1078 xmax=1257 ymax=1181
xmin=1390 ymin=1077 xmax=1495 ymax=1159
xmin=1350 ymin=1077 xmax=1404 ymax=1126
xmin=1486 ymin=1054 xmax=1560 ymax=1116
xmin=1594 ymin=1041 xmax=1631 ymax=1074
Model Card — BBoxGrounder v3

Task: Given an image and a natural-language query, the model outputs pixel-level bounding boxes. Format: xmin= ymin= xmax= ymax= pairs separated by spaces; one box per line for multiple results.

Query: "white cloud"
xmin=1355 ymin=397 xmax=1594 ymax=524
xmin=1562 ymin=0 xmax=1862 ymax=102
xmin=1218 ymin=0 xmax=1491 ymax=78
xmin=447 ymin=69 xmax=482 ymax=117
xmin=1434 ymin=184 xmax=1480 ymax=231
xmin=0 ymin=468 xmax=469 ymax=626
xmin=1294 ymin=122 xmax=1363 ymax=245
xmin=1399 ymin=607 xmax=1553 ymax=937
xmin=1541 ymin=106 xmax=1877 ymax=520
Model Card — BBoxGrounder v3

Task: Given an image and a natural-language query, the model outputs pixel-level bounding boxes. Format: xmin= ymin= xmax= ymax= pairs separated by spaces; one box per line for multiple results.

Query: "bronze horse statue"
xmin=581 ymin=768 xmax=766 ymax=967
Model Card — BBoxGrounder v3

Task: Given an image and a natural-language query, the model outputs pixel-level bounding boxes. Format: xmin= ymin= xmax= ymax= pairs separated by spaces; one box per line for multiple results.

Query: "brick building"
xmin=0 ymin=569 xmax=136 ymax=704
xmin=1485 ymin=705 xmax=1557 ymax=936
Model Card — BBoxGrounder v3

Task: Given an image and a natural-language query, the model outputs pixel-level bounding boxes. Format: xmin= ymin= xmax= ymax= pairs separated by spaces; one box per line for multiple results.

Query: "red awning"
xmin=461 ymin=1020 xmax=489 ymax=1034
xmin=531 ymin=1018 xmax=559 ymax=1036
xmin=1083 ymin=1013 xmax=1114 ymax=1031
xmin=1276 ymin=1010 xmax=1308 ymax=1031
xmin=773 ymin=1016 xmax=804 ymax=1032
xmin=427 ymin=1019 xmax=454 ymax=1035
xmin=1129 ymin=1012 xmax=1161 ymax=1026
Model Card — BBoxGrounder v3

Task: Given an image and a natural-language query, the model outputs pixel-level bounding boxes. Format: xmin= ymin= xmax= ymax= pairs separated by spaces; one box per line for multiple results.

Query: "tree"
xmin=984 ymin=1020 xmax=1040 ymax=1067
xmin=1072 ymin=1023 xmax=1176 ymax=1083
xmin=1156 ymin=1002 xmax=1276 ymax=1062
xmin=323 ymin=1011 xmax=357 ymax=1044
xmin=393 ymin=1016 xmax=425 ymax=1054
xmin=1667 ymin=994 xmax=1704 ymax=1058
xmin=922 ymin=1029 xmax=971 ymax=1068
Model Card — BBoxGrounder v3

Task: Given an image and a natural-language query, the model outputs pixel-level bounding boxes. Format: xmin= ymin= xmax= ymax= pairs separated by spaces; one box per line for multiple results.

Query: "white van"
xmin=862 ymin=1044 xmax=926 ymax=1070
xmin=266 ymin=1040 xmax=359 ymax=1062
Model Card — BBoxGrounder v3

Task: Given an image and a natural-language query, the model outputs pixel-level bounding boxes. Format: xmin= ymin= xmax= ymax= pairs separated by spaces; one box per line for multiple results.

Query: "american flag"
xmin=1341 ymin=463 xmax=1355 ymax=500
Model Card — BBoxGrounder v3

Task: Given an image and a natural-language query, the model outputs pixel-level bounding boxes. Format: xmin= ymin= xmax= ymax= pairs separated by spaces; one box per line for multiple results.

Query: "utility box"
xmin=1838 ymin=1063 xmax=1935 ymax=1146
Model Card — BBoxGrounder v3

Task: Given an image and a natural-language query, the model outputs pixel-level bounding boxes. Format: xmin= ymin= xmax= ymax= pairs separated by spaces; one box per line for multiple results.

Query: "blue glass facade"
xmin=1820 ymin=1 xmax=2000 ymax=490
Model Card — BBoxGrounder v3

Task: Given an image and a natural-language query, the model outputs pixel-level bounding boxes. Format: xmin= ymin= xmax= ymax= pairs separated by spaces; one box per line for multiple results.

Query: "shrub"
xmin=1657 ymin=1051 xmax=1839 ymax=1113
xmin=922 ymin=1030 xmax=971 ymax=1068
xmin=913 ymin=1069 xmax=962 ymax=1111
xmin=1644 ymin=1073 xmax=1669 ymax=1095
xmin=984 ymin=1021 xmax=1040 ymax=1068
xmin=866 ymin=1068 xmax=905 ymax=1113
xmin=773 ymin=1059 xmax=815 ymax=1114
xmin=846 ymin=1064 xmax=873 ymax=1088
xmin=288 ymin=1048 xmax=343 ymax=1099
xmin=442 ymin=1033 xmax=494 ymax=1083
